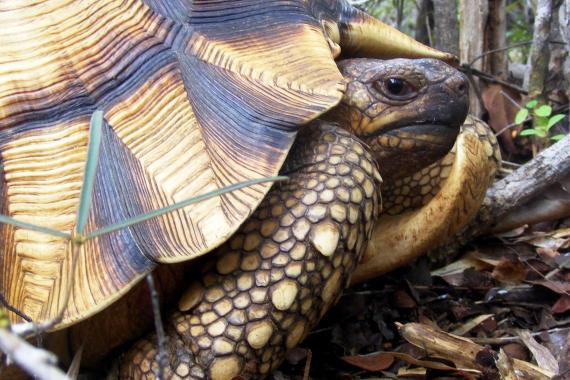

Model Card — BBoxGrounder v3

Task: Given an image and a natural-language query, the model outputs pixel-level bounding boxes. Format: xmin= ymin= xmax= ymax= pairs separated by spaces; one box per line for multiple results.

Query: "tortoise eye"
xmin=386 ymin=78 xmax=405 ymax=95
xmin=375 ymin=77 xmax=417 ymax=100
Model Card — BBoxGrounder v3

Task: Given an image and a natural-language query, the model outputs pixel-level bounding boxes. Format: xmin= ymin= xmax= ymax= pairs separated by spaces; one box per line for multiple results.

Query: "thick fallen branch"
xmin=438 ymin=134 xmax=570 ymax=253
xmin=0 ymin=327 xmax=69 ymax=380
xmin=481 ymin=134 xmax=570 ymax=230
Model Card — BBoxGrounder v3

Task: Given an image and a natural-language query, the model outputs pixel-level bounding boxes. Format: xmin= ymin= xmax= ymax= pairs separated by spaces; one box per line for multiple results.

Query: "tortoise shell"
xmin=0 ymin=0 xmax=453 ymax=328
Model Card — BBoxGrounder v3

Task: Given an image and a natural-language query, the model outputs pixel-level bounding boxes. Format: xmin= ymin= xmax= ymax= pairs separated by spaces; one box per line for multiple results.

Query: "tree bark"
xmin=459 ymin=0 xmax=488 ymax=116
xmin=525 ymin=0 xmax=553 ymax=99
xmin=479 ymin=135 xmax=570 ymax=231
xmin=415 ymin=0 xmax=433 ymax=46
xmin=433 ymin=0 xmax=459 ymax=56
xmin=485 ymin=0 xmax=508 ymax=78
xmin=560 ymin=0 xmax=570 ymax=101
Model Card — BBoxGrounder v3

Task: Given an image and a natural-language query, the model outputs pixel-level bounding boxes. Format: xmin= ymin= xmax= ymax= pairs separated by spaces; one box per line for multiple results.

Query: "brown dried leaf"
xmin=341 ymin=352 xmax=394 ymax=372
xmin=518 ymin=330 xmax=559 ymax=375
xmin=528 ymin=280 xmax=570 ymax=294
xmin=393 ymin=290 xmax=417 ymax=309
xmin=551 ymin=295 xmax=570 ymax=314
xmin=388 ymin=351 xmax=480 ymax=378
xmin=502 ymin=343 xmax=530 ymax=361
xmin=537 ymin=247 xmax=560 ymax=260
xmin=495 ymin=225 xmax=528 ymax=238
xmin=431 ymin=252 xmax=493 ymax=285
xmin=492 ymin=258 xmax=528 ymax=284
xmin=552 ymin=227 xmax=570 ymax=239
xmin=481 ymin=84 xmax=521 ymax=155
xmin=530 ymin=236 xmax=569 ymax=251
xmin=523 ymin=228 xmax=570 ymax=252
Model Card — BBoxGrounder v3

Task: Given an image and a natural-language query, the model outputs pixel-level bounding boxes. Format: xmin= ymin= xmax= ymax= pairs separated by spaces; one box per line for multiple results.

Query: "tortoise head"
xmin=326 ymin=58 xmax=469 ymax=181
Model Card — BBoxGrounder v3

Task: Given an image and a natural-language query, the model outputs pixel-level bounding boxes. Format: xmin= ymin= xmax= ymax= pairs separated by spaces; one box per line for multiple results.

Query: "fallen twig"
xmin=0 ymin=327 xmax=69 ymax=380
xmin=147 ymin=273 xmax=167 ymax=380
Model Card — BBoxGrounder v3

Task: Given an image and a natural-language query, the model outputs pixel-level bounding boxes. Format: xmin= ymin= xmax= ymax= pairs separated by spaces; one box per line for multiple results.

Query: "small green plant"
xmin=515 ymin=100 xmax=566 ymax=141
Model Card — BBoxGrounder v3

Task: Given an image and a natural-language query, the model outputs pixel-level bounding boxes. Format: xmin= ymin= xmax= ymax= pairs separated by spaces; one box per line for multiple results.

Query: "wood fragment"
xmin=396 ymin=322 xmax=491 ymax=372
xmin=496 ymin=349 xmax=518 ymax=380
xmin=481 ymin=135 xmax=570 ymax=231
xmin=0 ymin=328 xmax=69 ymax=380
xmin=451 ymin=314 xmax=495 ymax=336
xmin=397 ymin=322 xmax=556 ymax=379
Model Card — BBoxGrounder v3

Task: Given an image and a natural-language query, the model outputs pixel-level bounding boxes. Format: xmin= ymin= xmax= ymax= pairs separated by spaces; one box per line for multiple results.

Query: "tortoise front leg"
xmin=119 ymin=122 xmax=381 ymax=380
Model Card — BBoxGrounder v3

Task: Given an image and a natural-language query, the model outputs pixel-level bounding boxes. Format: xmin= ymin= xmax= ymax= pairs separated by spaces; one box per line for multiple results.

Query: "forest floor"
xmin=271 ymin=224 xmax=570 ymax=379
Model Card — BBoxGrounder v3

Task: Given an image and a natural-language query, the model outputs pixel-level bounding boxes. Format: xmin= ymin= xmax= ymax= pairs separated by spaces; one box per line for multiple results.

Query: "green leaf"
xmin=534 ymin=118 xmax=548 ymax=130
xmin=525 ymin=100 xmax=538 ymax=109
xmin=87 ymin=176 xmax=288 ymax=240
xmin=0 ymin=214 xmax=71 ymax=239
xmin=547 ymin=114 xmax=565 ymax=129
xmin=519 ymin=129 xmax=538 ymax=136
xmin=76 ymin=110 xmax=103 ymax=234
xmin=551 ymin=134 xmax=566 ymax=141
xmin=515 ymin=108 xmax=529 ymax=124
xmin=534 ymin=105 xmax=552 ymax=117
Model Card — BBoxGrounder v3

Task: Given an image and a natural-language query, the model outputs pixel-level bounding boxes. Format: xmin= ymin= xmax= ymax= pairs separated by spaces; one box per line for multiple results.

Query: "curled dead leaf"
xmin=492 ymin=258 xmax=529 ymax=284
xmin=341 ymin=352 xmax=394 ymax=372
xmin=518 ymin=330 xmax=559 ymax=375
xmin=551 ymin=294 xmax=570 ymax=314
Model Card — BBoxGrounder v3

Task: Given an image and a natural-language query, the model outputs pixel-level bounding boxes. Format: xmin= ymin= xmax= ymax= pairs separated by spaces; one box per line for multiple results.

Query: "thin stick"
xmin=468 ymin=41 xmax=533 ymax=67
xmin=146 ymin=273 xmax=166 ymax=380
xmin=302 ymin=349 xmax=312 ymax=380
xmin=0 ymin=328 xmax=69 ymax=380
xmin=0 ymin=294 xmax=31 ymax=323
xmin=460 ymin=66 xmax=528 ymax=95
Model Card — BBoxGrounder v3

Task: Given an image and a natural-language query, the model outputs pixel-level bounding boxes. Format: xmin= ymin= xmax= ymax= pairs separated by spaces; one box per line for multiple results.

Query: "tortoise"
xmin=0 ymin=0 xmax=499 ymax=379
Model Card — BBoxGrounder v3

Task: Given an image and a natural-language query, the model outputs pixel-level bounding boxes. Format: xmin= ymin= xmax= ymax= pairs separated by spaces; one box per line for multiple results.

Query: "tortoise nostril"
xmin=446 ymin=75 xmax=468 ymax=96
